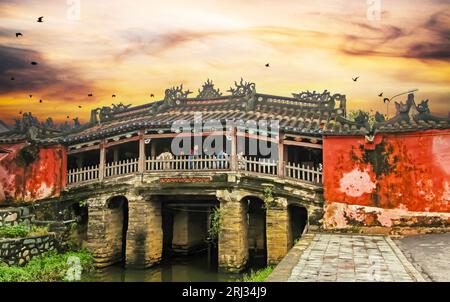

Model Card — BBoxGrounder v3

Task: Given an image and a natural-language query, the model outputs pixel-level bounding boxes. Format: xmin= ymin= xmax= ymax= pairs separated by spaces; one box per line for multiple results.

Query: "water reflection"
xmin=83 ymin=254 xmax=246 ymax=282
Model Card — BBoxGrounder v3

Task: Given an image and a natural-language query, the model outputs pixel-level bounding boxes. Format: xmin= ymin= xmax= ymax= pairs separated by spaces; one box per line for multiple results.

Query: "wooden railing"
xmin=285 ymin=162 xmax=323 ymax=184
xmin=237 ymin=156 xmax=278 ymax=176
xmin=67 ymin=165 xmax=99 ymax=185
xmin=145 ymin=155 xmax=230 ymax=171
xmin=67 ymin=156 xmax=322 ymax=186
xmin=105 ymin=158 xmax=139 ymax=178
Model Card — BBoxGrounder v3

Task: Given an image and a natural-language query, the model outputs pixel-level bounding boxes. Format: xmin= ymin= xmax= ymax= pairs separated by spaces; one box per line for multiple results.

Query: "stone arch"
xmin=287 ymin=204 xmax=308 ymax=246
xmin=242 ymin=195 xmax=267 ymax=267
xmin=105 ymin=195 xmax=129 ymax=264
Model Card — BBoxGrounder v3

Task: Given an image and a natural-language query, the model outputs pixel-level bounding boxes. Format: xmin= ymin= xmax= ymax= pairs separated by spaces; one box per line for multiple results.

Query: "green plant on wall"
xmin=79 ymin=200 xmax=88 ymax=208
xmin=208 ymin=207 xmax=223 ymax=240
xmin=263 ymin=187 xmax=275 ymax=209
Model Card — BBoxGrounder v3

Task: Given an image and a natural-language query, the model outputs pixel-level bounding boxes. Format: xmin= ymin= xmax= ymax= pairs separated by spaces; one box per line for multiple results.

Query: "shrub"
xmin=0 ymin=225 xmax=29 ymax=239
xmin=28 ymin=225 xmax=49 ymax=237
xmin=0 ymin=250 xmax=94 ymax=282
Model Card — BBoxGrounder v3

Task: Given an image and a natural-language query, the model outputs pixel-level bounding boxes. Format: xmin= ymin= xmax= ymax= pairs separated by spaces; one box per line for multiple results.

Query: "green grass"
xmin=0 ymin=224 xmax=49 ymax=239
xmin=242 ymin=266 xmax=274 ymax=282
xmin=0 ymin=225 xmax=29 ymax=239
xmin=0 ymin=250 xmax=94 ymax=282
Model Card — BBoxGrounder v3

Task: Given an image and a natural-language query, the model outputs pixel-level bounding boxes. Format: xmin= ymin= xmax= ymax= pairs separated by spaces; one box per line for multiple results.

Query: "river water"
xmin=83 ymin=253 xmax=266 ymax=282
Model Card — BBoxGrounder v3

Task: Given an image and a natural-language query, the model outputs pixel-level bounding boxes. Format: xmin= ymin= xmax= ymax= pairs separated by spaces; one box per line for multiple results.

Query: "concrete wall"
xmin=0 ymin=142 xmax=67 ymax=204
xmin=323 ymin=129 xmax=450 ymax=229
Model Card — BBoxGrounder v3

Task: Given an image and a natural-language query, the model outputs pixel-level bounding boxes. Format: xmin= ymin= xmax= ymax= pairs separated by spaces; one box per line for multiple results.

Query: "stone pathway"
xmin=395 ymin=233 xmax=450 ymax=282
xmin=283 ymin=234 xmax=425 ymax=282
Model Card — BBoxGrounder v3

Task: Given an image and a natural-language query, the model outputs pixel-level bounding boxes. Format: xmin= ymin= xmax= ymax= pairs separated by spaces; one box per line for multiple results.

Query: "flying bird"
xmin=88 ymin=93 xmax=93 ymax=97
xmin=378 ymin=92 xmax=383 ymax=97
xmin=39 ymin=99 xmax=43 ymax=103
xmin=15 ymin=33 xmax=22 ymax=38
xmin=29 ymin=94 xmax=32 ymax=98
xmin=37 ymin=16 xmax=44 ymax=23
xmin=31 ymin=61 xmax=38 ymax=65
xmin=10 ymin=77 xmax=14 ymax=81
xmin=66 ymin=116 xmax=70 ymax=119
xmin=150 ymin=94 xmax=154 ymax=98
xmin=78 ymin=105 xmax=82 ymax=108
xmin=265 ymin=63 xmax=270 ymax=67
xmin=112 ymin=94 xmax=116 ymax=98
xmin=383 ymin=98 xmax=390 ymax=103
xmin=352 ymin=76 xmax=359 ymax=82
xmin=19 ymin=111 xmax=22 ymax=115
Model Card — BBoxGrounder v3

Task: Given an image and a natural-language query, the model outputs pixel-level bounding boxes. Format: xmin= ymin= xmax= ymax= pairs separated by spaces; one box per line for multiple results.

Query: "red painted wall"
xmin=0 ymin=142 xmax=67 ymax=203
xmin=323 ymin=129 xmax=450 ymax=214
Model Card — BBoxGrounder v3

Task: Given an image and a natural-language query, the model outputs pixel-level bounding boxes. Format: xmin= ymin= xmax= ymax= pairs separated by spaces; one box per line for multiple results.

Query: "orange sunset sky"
xmin=0 ymin=0 xmax=449 ymax=124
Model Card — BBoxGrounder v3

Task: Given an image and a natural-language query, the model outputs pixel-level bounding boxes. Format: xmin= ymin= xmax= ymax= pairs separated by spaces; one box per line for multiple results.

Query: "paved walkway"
xmin=268 ymin=233 xmax=425 ymax=282
xmin=395 ymin=233 xmax=450 ymax=282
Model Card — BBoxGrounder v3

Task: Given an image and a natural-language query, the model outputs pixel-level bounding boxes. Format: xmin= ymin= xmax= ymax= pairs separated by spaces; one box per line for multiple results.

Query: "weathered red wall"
xmin=0 ymin=142 xmax=67 ymax=203
xmin=322 ymin=129 xmax=450 ymax=228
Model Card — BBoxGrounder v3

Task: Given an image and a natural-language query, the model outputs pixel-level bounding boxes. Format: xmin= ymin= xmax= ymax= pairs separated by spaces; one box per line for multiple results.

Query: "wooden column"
xmin=138 ymin=130 xmax=145 ymax=173
xmin=230 ymin=127 xmax=237 ymax=171
xmin=278 ymin=134 xmax=285 ymax=178
xmin=99 ymin=140 xmax=105 ymax=181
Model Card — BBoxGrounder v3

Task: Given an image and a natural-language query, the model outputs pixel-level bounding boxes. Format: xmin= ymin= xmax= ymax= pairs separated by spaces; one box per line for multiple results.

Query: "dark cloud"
xmin=0 ymin=45 xmax=93 ymax=101
xmin=404 ymin=10 xmax=450 ymax=59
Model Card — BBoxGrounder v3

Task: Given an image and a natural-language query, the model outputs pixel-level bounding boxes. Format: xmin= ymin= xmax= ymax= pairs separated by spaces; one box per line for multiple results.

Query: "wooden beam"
xmin=104 ymin=135 xmax=140 ymax=148
xmin=99 ymin=140 xmax=106 ymax=181
xmin=144 ymin=131 xmax=230 ymax=140
xmin=68 ymin=144 xmax=100 ymax=155
xmin=283 ymin=140 xmax=323 ymax=149
xmin=236 ymin=132 xmax=279 ymax=143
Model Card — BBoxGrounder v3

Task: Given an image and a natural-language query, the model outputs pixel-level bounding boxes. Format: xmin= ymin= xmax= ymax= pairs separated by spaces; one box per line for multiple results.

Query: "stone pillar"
xmin=125 ymin=195 xmax=163 ymax=268
xmin=266 ymin=198 xmax=291 ymax=265
xmin=86 ymin=195 xmax=124 ymax=267
xmin=172 ymin=209 xmax=207 ymax=254
xmin=217 ymin=190 xmax=248 ymax=273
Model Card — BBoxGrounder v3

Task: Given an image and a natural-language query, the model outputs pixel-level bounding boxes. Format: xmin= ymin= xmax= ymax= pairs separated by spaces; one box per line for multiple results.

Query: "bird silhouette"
xmin=112 ymin=94 xmax=116 ymax=98
xmin=88 ymin=93 xmax=93 ymax=97
xmin=29 ymin=94 xmax=32 ymax=98
xmin=37 ymin=16 xmax=44 ymax=23
xmin=378 ymin=92 xmax=383 ymax=97
xmin=10 ymin=77 xmax=14 ymax=81
xmin=383 ymin=97 xmax=390 ymax=103
xmin=15 ymin=33 xmax=22 ymax=38
xmin=31 ymin=61 xmax=38 ymax=65
xmin=66 ymin=116 xmax=70 ymax=119
xmin=19 ymin=111 xmax=22 ymax=115
xmin=39 ymin=99 xmax=43 ymax=103
xmin=265 ymin=63 xmax=270 ymax=67
xmin=352 ymin=76 xmax=359 ymax=82
xmin=78 ymin=105 xmax=82 ymax=108
xmin=150 ymin=94 xmax=154 ymax=98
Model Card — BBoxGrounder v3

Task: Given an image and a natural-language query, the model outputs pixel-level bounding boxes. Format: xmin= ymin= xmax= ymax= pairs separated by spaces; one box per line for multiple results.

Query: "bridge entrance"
xmin=246 ymin=197 xmax=267 ymax=267
xmin=288 ymin=204 xmax=308 ymax=245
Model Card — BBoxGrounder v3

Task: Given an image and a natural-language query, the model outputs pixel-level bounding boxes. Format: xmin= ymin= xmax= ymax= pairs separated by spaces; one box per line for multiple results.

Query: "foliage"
xmin=208 ymin=207 xmax=223 ymax=240
xmin=79 ymin=200 xmax=88 ymax=208
xmin=263 ymin=187 xmax=274 ymax=209
xmin=0 ymin=250 xmax=94 ymax=282
xmin=0 ymin=224 xmax=29 ymax=238
xmin=0 ymin=223 xmax=49 ymax=239
xmin=242 ymin=266 xmax=274 ymax=282
xmin=29 ymin=225 xmax=49 ymax=237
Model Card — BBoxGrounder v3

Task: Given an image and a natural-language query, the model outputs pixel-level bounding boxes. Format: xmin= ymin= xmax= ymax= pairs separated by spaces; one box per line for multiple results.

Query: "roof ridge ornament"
xmin=197 ymin=79 xmax=222 ymax=99
xmin=227 ymin=78 xmax=256 ymax=97
xmin=149 ymin=84 xmax=192 ymax=115
xmin=292 ymin=90 xmax=346 ymax=111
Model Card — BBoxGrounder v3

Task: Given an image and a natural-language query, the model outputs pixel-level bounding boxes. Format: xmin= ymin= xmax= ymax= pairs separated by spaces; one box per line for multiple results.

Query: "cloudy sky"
xmin=0 ymin=0 xmax=449 ymax=123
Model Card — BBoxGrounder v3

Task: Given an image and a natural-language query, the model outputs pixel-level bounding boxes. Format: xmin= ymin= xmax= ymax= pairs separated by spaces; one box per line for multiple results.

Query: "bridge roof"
xmin=61 ymin=80 xmax=347 ymax=144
